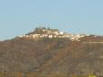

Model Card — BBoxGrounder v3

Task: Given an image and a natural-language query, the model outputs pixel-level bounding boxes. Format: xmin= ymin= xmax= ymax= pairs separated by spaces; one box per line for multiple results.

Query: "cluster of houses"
xmin=19 ymin=28 xmax=89 ymax=41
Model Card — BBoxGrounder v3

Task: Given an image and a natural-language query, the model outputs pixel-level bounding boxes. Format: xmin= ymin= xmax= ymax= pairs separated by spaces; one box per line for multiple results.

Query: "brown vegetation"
xmin=0 ymin=28 xmax=103 ymax=77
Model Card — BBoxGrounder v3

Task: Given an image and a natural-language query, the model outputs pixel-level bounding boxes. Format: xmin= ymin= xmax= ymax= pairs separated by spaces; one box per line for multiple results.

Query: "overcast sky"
xmin=0 ymin=0 xmax=103 ymax=40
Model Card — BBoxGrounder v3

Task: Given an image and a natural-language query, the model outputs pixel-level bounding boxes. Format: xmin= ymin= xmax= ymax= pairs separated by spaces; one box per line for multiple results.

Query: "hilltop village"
xmin=19 ymin=27 xmax=90 ymax=41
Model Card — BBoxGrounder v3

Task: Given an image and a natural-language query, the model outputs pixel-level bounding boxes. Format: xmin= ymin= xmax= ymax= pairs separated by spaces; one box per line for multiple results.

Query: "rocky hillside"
xmin=0 ymin=27 xmax=103 ymax=76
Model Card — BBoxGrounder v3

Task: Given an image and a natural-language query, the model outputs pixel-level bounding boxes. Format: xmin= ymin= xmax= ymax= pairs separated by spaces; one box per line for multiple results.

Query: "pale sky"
xmin=0 ymin=0 xmax=103 ymax=40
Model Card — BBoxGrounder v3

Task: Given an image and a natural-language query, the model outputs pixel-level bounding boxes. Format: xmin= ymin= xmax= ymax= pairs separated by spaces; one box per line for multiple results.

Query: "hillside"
xmin=0 ymin=27 xmax=103 ymax=77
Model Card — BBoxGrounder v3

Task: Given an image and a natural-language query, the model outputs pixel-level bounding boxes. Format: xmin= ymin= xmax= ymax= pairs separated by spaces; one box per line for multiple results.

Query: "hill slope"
xmin=0 ymin=27 xmax=103 ymax=76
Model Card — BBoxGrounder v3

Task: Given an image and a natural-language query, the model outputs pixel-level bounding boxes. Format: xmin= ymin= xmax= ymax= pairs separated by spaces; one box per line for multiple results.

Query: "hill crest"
xmin=18 ymin=27 xmax=90 ymax=41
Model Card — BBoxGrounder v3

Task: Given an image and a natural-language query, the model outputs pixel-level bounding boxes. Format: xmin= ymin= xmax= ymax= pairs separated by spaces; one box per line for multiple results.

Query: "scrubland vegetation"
xmin=0 ymin=72 xmax=97 ymax=77
xmin=0 ymin=28 xmax=103 ymax=77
